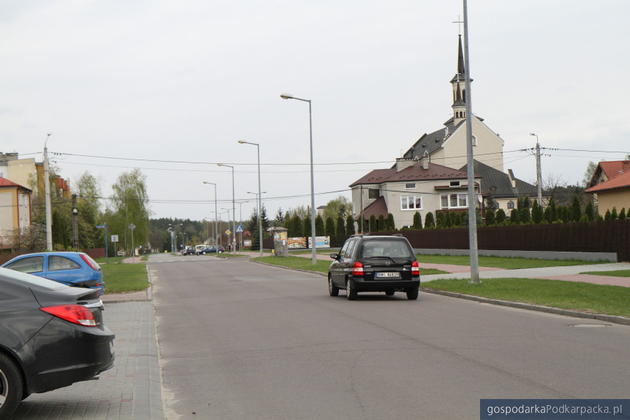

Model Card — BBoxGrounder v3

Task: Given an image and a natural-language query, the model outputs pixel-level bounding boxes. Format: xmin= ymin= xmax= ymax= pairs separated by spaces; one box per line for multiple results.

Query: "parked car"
xmin=0 ymin=267 xmax=115 ymax=418
xmin=181 ymin=246 xmax=196 ymax=255
xmin=2 ymin=252 xmax=105 ymax=296
xmin=198 ymin=246 xmax=225 ymax=255
xmin=328 ymin=235 xmax=420 ymax=300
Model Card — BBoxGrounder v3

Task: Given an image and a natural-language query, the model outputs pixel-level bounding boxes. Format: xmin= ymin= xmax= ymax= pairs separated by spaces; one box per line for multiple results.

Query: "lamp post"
xmin=529 ymin=133 xmax=543 ymax=205
xmin=238 ymin=140 xmax=264 ymax=257
xmin=247 ymin=191 xmax=267 ymax=255
xmin=280 ymin=93 xmax=317 ymax=265
xmin=217 ymin=163 xmax=236 ymax=251
xmin=202 ymin=181 xmax=218 ymax=245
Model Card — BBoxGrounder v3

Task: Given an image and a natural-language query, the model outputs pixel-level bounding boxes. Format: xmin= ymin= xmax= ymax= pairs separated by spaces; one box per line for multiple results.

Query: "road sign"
xmin=128 ymin=223 xmax=136 ymax=230
xmin=236 ymin=225 xmax=244 ymax=233
xmin=111 ymin=234 xmax=119 ymax=243
xmin=96 ymin=224 xmax=106 ymax=229
xmin=225 ymin=229 xmax=231 ymax=235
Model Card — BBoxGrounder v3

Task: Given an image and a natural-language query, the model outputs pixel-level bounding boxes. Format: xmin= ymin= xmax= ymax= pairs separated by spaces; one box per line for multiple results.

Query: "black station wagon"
xmin=328 ymin=235 xmax=420 ymax=300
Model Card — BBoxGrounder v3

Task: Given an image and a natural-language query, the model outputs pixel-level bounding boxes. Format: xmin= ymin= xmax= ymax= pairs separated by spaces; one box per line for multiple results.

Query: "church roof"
xmin=459 ymin=160 xmax=537 ymax=198
xmin=402 ymin=120 xmax=466 ymax=160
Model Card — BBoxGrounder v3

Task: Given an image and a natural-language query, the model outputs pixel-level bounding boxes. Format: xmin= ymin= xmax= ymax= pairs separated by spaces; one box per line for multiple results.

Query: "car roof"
xmin=2 ymin=251 xmax=85 ymax=265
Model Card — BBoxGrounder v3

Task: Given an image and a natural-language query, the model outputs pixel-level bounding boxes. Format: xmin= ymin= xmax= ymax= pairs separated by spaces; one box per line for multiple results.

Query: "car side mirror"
xmin=330 ymin=253 xmax=340 ymax=260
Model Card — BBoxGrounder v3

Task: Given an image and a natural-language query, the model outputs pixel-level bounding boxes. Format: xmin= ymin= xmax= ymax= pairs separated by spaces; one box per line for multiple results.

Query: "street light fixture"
xmin=280 ymin=93 xmax=317 ymax=265
xmin=238 ymin=140 xmax=264 ymax=256
xmin=202 ymin=181 xmax=219 ymax=246
xmin=217 ymin=163 xmax=236 ymax=251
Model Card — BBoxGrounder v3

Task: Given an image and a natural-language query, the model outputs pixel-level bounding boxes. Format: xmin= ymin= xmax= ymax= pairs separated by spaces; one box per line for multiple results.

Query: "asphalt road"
xmin=151 ymin=254 xmax=630 ymax=420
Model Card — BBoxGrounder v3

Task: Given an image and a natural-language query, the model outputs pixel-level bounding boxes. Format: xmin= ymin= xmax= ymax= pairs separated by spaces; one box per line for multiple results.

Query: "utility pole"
xmin=530 ymin=133 xmax=543 ymax=204
xmin=71 ymin=194 xmax=79 ymax=250
xmin=129 ymin=223 xmax=136 ymax=256
xmin=462 ymin=0 xmax=480 ymax=284
xmin=43 ymin=133 xmax=53 ymax=251
xmin=360 ymin=185 xmax=364 ymax=233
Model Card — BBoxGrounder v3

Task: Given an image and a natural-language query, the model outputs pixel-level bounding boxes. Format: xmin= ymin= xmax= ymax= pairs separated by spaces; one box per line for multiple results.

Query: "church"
xmin=350 ymin=36 xmax=537 ymax=229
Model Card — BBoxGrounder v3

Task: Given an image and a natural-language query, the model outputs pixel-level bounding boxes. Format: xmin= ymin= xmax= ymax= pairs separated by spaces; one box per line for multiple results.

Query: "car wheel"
xmin=0 ymin=353 xmax=23 ymax=419
xmin=406 ymin=285 xmax=419 ymax=300
xmin=328 ymin=275 xmax=339 ymax=297
xmin=346 ymin=279 xmax=357 ymax=301
xmin=385 ymin=290 xmax=395 ymax=296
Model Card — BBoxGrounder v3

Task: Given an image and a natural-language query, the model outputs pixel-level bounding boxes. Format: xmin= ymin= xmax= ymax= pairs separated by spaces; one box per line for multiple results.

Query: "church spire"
xmin=457 ymin=34 xmax=465 ymax=76
xmin=450 ymin=35 xmax=469 ymax=125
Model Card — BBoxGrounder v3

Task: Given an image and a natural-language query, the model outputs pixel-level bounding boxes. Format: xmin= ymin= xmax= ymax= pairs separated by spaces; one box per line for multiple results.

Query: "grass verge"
xmin=580 ymin=269 xmax=630 ymax=278
xmin=253 ymin=256 xmax=330 ymax=273
xmin=99 ymin=259 xmax=149 ymax=294
xmin=416 ymin=254 xmax=604 ymax=269
xmin=218 ymin=253 xmax=248 ymax=258
xmin=424 ymin=278 xmax=630 ymax=317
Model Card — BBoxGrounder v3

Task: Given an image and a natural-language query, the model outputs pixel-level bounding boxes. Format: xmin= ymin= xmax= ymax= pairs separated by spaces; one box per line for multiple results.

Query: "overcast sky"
xmin=1 ymin=0 xmax=629 ymax=222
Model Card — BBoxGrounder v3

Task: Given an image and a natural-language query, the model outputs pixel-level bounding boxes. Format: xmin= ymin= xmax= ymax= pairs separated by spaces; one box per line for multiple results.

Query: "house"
xmin=0 ymin=152 xmax=71 ymax=199
xmin=460 ymin=160 xmax=539 ymax=211
xmin=401 ymin=36 xmax=505 ymax=172
xmin=0 ymin=177 xmax=32 ymax=249
xmin=350 ymin=155 xmax=481 ymax=229
xmin=585 ymin=160 xmax=630 ymax=215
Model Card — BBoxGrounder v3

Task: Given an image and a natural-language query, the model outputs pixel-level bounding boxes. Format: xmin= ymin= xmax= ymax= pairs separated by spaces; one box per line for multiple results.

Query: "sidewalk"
xmin=13 ymin=301 xmax=164 ymax=420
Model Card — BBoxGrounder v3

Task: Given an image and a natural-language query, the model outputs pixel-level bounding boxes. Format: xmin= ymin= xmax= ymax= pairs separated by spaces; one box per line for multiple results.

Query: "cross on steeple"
xmin=452 ymin=15 xmax=463 ymax=36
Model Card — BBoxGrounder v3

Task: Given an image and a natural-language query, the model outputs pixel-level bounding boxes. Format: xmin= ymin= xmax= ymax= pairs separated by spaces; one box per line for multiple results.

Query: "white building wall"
xmin=438 ymin=117 xmax=504 ymax=172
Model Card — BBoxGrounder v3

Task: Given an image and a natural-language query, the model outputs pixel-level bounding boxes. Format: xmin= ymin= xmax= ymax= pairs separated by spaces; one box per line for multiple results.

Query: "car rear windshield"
xmin=360 ymin=239 xmax=414 ymax=259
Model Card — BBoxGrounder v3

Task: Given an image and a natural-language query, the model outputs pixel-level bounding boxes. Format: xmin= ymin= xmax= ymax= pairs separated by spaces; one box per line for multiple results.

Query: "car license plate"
xmin=375 ymin=272 xmax=400 ymax=278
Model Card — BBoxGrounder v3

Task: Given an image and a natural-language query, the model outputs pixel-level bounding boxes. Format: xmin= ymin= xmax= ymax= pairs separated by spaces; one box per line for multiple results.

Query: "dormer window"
xmin=405 ymin=183 xmax=416 ymax=189
xmin=450 ymin=181 xmax=460 ymax=187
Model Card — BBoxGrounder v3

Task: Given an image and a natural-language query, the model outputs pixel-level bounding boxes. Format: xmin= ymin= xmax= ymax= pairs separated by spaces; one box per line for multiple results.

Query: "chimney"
xmin=395 ymin=158 xmax=415 ymax=172
xmin=420 ymin=151 xmax=429 ymax=170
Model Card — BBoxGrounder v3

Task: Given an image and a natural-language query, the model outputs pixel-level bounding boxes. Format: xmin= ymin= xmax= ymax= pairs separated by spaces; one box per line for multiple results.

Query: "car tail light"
xmin=351 ymin=261 xmax=364 ymax=276
xmin=411 ymin=261 xmax=420 ymax=276
xmin=40 ymin=305 xmax=97 ymax=327
xmin=80 ymin=253 xmax=99 ymax=271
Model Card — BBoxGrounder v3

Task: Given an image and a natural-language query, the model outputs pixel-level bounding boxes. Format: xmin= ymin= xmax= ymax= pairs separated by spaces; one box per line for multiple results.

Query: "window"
xmin=472 ymin=135 xmax=477 ymax=146
xmin=345 ymin=239 xmax=356 ymax=259
xmin=400 ymin=195 xmax=422 ymax=211
xmin=360 ymin=239 xmax=414 ymax=259
xmin=6 ymin=256 xmax=44 ymax=274
xmin=441 ymin=193 xmax=469 ymax=209
xmin=405 ymin=183 xmax=416 ymax=189
xmin=368 ymin=189 xmax=379 ymax=199
xmin=450 ymin=181 xmax=460 ymax=187
xmin=49 ymin=256 xmax=81 ymax=271
xmin=507 ymin=200 xmax=515 ymax=210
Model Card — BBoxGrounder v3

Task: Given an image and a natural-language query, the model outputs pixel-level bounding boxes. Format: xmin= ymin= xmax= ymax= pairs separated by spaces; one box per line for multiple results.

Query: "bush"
xmin=495 ymin=209 xmax=506 ymax=224
xmin=510 ymin=209 xmax=520 ymax=224
xmin=412 ymin=211 xmax=422 ymax=229
xmin=425 ymin=212 xmax=435 ymax=228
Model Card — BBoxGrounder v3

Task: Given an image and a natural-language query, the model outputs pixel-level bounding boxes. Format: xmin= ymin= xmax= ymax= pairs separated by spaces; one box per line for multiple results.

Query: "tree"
xmin=619 ymin=208 xmax=626 ymax=220
xmin=369 ymin=215 xmax=376 ymax=232
xmin=76 ymin=172 xmax=101 ymax=249
xmin=386 ymin=213 xmax=395 ymax=231
xmin=273 ymin=208 xmax=286 ymax=227
xmin=436 ymin=212 xmax=446 ymax=228
xmin=424 ymin=212 xmax=435 ymax=228
xmin=335 ymin=215 xmax=346 ymax=246
xmin=570 ymin=196 xmax=582 ymax=222
xmin=325 ymin=216 xmax=335 ymax=245
xmin=510 ymin=209 xmax=520 ymax=224
xmin=604 ymin=209 xmax=612 ymax=221
xmin=322 ymin=196 xmax=353 ymax=221
xmin=377 ymin=215 xmax=385 ymax=231
xmin=611 ymin=207 xmax=618 ymax=220
xmin=519 ymin=206 xmax=531 ymax=224
xmin=495 ymin=209 xmax=506 ymax=224
xmin=287 ymin=213 xmax=303 ymax=237
xmin=109 ymin=169 xmax=150 ymax=255
xmin=412 ymin=211 xmax=422 ymax=229
xmin=345 ymin=215 xmax=355 ymax=236
xmin=484 ymin=209 xmax=495 ymax=225
xmin=584 ymin=201 xmax=596 ymax=222
xmin=315 ymin=214 xmax=325 ymax=236
xmin=582 ymin=161 xmax=597 ymax=186
xmin=249 ymin=207 xmax=270 ymax=250
xmin=303 ymin=216 xmax=312 ymax=237
xmin=531 ymin=200 xmax=543 ymax=224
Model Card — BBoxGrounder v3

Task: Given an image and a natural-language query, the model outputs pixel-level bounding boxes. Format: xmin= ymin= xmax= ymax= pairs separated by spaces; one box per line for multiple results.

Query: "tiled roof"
xmin=350 ymin=162 xmax=469 ymax=187
xmin=599 ymin=161 xmax=630 ymax=180
xmin=460 ymin=160 xmax=537 ymax=198
xmin=361 ymin=196 xmax=389 ymax=219
xmin=585 ymin=171 xmax=630 ymax=193
xmin=0 ymin=177 xmax=29 ymax=190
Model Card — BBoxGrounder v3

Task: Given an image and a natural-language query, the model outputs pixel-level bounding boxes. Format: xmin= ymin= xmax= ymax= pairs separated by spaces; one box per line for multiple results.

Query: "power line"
xmin=542 ymin=147 xmax=630 ymax=154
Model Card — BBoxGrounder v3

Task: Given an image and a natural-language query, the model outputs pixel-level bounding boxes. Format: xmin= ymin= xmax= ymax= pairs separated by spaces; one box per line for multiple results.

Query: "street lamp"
xmin=217 ymin=163 xmax=236 ymax=251
xmin=280 ymin=93 xmax=317 ymax=265
xmin=238 ymin=140 xmax=264 ymax=256
xmin=202 ymin=181 xmax=219 ymax=246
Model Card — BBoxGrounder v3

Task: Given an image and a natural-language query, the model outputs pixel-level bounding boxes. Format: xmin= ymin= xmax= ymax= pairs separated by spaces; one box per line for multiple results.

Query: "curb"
xmin=251 ymin=260 xmax=327 ymax=277
xmin=422 ymin=288 xmax=630 ymax=327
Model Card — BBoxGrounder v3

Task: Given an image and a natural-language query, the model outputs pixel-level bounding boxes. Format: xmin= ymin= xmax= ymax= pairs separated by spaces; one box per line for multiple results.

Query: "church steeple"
xmin=451 ymin=35 xmax=469 ymax=125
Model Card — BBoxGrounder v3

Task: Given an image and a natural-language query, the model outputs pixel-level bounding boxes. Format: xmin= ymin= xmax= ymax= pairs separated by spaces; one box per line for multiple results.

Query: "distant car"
xmin=182 ymin=246 xmax=196 ymax=255
xmin=328 ymin=235 xmax=420 ymax=300
xmin=0 ymin=267 xmax=114 ymax=418
xmin=198 ymin=246 xmax=224 ymax=255
xmin=2 ymin=252 xmax=105 ymax=296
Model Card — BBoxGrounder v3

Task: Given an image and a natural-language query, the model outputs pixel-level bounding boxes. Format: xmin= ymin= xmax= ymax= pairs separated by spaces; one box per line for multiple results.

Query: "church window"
xmin=368 ymin=189 xmax=379 ymax=199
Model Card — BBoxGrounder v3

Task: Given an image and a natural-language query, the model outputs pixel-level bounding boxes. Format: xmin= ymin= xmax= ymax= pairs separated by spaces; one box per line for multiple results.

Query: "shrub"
xmin=425 ymin=212 xmax=435 ymax=228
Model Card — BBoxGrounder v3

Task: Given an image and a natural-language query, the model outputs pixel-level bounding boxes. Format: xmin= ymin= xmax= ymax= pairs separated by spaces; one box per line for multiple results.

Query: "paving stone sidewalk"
xmin=13 ymin=301 xmax=164 ymax=420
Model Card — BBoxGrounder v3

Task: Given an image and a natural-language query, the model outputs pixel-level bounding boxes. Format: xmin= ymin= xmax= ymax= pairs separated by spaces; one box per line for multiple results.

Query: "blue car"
xmin=2 ymin=252 xmax=105 ymax=295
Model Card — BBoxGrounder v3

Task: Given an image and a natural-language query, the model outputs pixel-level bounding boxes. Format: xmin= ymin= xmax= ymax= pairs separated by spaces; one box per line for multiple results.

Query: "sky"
xmin=1 ymin=0 xmax=629 ymax=222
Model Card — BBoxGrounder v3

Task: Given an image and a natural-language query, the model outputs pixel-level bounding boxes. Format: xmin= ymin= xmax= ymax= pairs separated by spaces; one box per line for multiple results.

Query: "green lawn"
xmin=424 ymin=278 xmax=630 ymax=317
xmin=217 ymin=253 xmax=248 ymax=258
xmin=580 ymin=269 xmax=630 ymax=278
xmin=100 ymin=260 xmax=149 ymax=294
xmin=416 ymin=254 xmax=604 ymax=270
